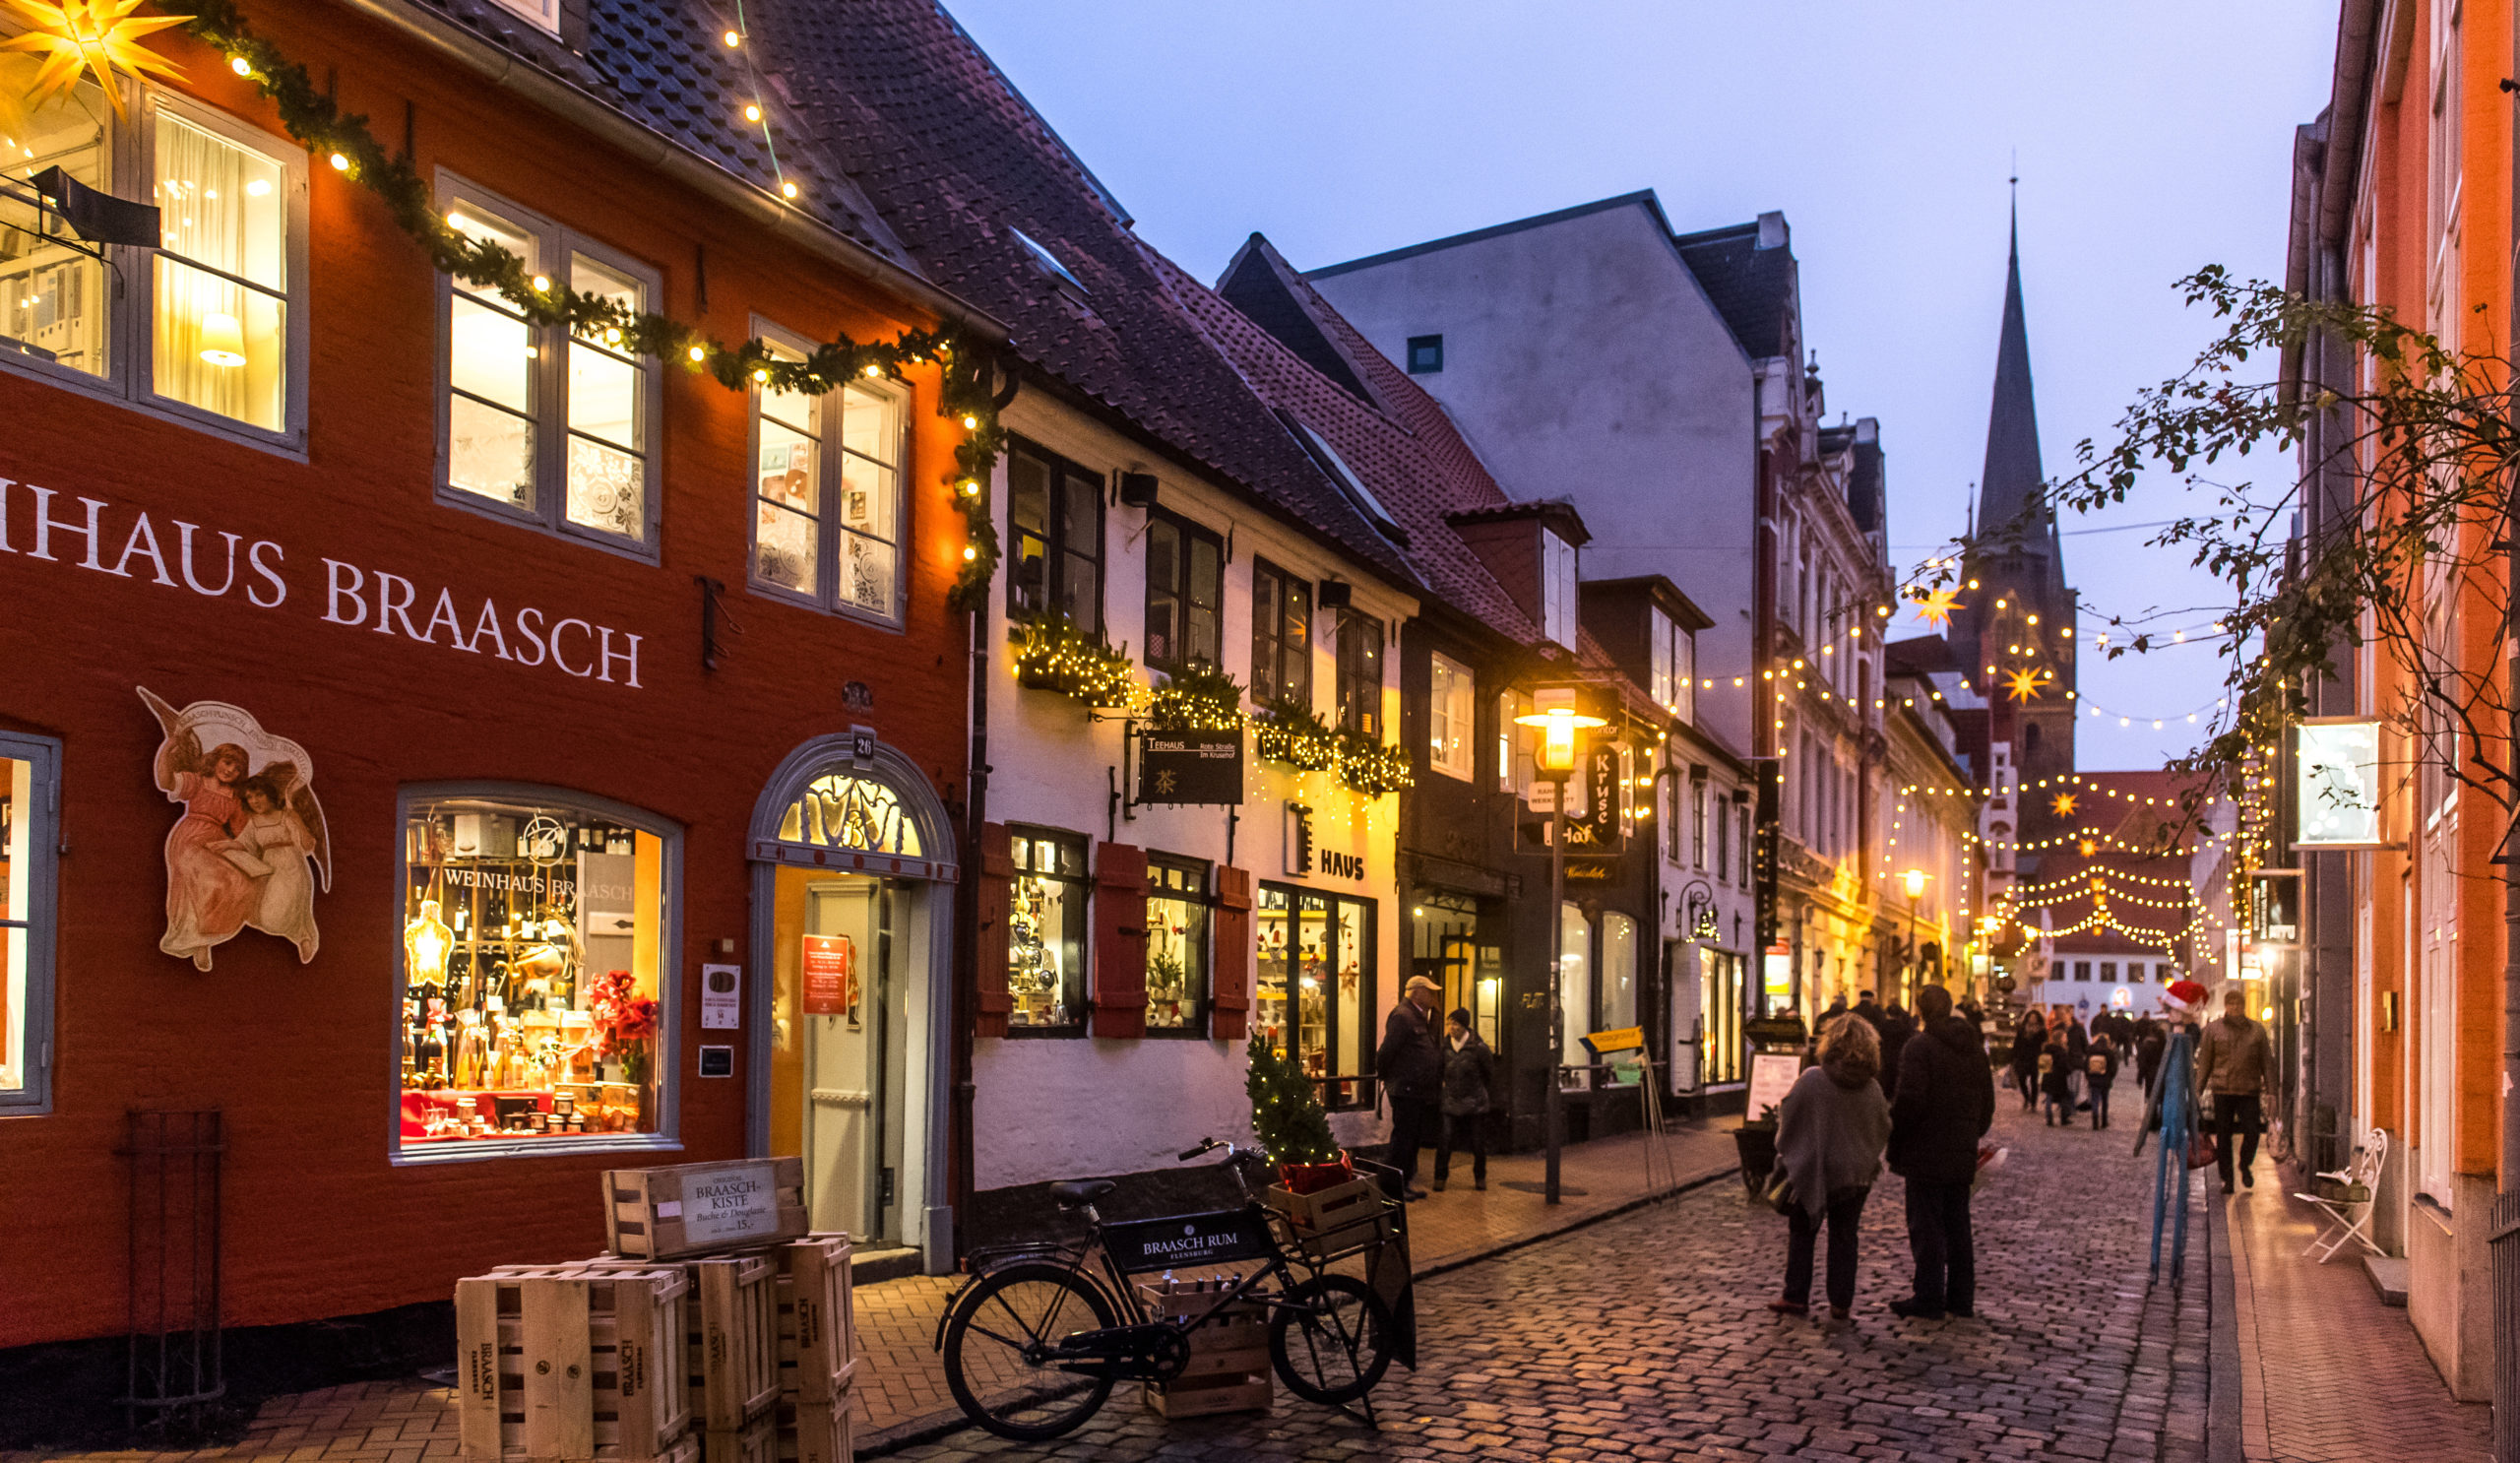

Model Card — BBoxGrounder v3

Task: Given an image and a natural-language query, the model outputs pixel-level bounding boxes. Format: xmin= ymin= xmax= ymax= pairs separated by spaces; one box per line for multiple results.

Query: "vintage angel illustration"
xmin=141 ymin=687 xmax=332 ymax=970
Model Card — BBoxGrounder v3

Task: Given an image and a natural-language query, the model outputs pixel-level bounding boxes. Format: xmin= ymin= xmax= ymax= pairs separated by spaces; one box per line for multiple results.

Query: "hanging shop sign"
xmin=2 ymin=477 xmax=646 ymax=687
xmin=2248 ymin=870 xmax=2301 ymax=948
xmin=1564 ymin=858 xmax=1619 ymax=882
xmin=140 ymin=686 xmax=332 ymax=972
xmin=801 ymin=934 xmax=857 ymax=1022
xmin=1137 ymin=730 xmax=1242 ymax=805
xmin=2295 ymin=718 xmax=2384 ymax=849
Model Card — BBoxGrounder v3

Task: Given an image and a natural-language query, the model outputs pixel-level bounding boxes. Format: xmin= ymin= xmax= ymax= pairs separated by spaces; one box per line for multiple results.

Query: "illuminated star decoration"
xmin=2004 ymin=668 xmax=2045 ymax=703
xmin=2078 ymin=838 xmax=2099 ymax=858
xmin=1 ymin=0 xmax=188 ymax=117
xmin=1911 ymin=586 xmax=1965 ymax=628
xmin=2052 ymin=793 xmax=2078 ymax=816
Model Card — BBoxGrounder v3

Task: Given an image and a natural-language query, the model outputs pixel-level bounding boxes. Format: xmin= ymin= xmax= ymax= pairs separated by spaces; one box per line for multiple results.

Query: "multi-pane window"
xmin=0 ymin=733 xmax=59 ymax=1113
xmin=1007 ymin=442 xmax=1102 ymax=627
xmin=1715 ymin=788 xmax=1733 ymax=884
xmin=1541 ymin=529 xmax=1579 ymax=649
xmin=1 ymin=82 xmax=303 ymax=438
xmin=1335 ymin=612 xmax=1384 ymax=737
xmin=1499 ymin=689 xmax=1535 ymax=797
xmin=2099 ymin=962 xmax=2117 ymax=983
xmin=1427 ymin=653 xmax=1475 ymax=781
xmin=1145 ymin=857 xmax=1211 ymax=1033
xmin=1250 ymin=562 xmax=1313 ymax=708
xmin=1648 ymin=609 xmax=1696 ymax=722
xmin=1144 ymin=512 xmax=1223 ymax=673
xmin=1691 ymin=777 xmax=1710 ymax=870
xmin=1736 ymin=804 xmax=1751 ymax=885
xmin=1006 ymin=827 xmax=1087 ymax=1034
xmin=441 ymin=184 xmax=659 ymax=550
xmin=750 ymin=333 xmax=905 ymax=623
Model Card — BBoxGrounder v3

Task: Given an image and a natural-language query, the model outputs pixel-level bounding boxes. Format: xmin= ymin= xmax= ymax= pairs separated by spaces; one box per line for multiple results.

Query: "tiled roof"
xmin=398 ymin=0 xmax=914 ymax=269
xmin=1672 ymin=221 xmax=1796 ymax=360
xmin=759 ymin=0 xmax=1420 ymax=589
xmin=1179 ymin=235 xmax=1543 ymax=647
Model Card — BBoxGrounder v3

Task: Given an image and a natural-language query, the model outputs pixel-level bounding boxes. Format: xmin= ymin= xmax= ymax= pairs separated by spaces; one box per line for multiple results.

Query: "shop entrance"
xmin=748 ymin=733 xmax=959 ymax=1271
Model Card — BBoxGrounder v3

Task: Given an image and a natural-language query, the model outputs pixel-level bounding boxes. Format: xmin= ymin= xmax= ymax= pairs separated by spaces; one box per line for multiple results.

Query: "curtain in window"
xmin=154 ymin=113 xmax=284 ymax=428
xmin=2 ymin=63 xmax=110 ymax=377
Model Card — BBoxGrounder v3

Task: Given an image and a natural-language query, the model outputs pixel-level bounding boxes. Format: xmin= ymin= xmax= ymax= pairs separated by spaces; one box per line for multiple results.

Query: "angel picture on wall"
xmin=141 ymin=687 xmax=333 ymax=970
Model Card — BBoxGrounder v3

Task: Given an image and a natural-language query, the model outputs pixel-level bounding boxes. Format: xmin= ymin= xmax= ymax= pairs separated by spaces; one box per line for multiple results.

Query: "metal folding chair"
xmin=2293 ymin=1126 xmax=2387 ymax=1262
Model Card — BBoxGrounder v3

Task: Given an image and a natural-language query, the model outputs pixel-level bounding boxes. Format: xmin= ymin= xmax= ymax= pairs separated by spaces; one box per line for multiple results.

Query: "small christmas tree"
xmin=1245 ymin=1033 xmax=1340 ymax=1166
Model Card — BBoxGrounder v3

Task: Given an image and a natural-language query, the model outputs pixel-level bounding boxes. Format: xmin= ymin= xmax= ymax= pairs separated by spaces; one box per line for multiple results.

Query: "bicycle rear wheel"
xmin=940 ymin=1261 xmax=1117 ymax=1440
xmin=1268 ymin=1272 xmax=1395 ymax=1405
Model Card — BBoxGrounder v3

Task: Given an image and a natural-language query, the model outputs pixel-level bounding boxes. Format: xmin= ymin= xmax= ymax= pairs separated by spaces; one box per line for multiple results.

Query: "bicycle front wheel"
xmin=1268 ymin=1271 xmax=1395 ymax=1405
xmin=940 ymin=1261 xmax=1117 ymax=1441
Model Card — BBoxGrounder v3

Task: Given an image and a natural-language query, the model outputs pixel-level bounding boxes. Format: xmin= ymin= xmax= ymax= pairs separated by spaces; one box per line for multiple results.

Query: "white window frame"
xmin=746 ymin=318 xmax=911 ymax=629
xmin=483 ymin=0 xmax=559 ymax=34
xmin=0 ymin=78 xmax=310 ymax=452
xmin=433 ymin=172 xmax=664 ymax=560
xmin=1426 ymin=652 xmax=1475 ymax=782
xmin=1541 ymin=529 xmax=1579 ymax=649
xmin=0 ymin=731 xmax=60 ymax=1115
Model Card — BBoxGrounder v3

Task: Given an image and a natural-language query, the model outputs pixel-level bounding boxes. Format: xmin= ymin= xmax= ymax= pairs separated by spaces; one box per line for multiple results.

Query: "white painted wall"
xmin=1309 ymin=200 xmax=1760 ymax=757
xmin=974 ymin=396 xmax=1407 ymax=1189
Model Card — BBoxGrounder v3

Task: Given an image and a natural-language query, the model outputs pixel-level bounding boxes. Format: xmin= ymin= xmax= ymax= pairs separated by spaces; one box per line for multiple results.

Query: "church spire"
xmin=1975 ymin=207 xmax=2048 ymax=556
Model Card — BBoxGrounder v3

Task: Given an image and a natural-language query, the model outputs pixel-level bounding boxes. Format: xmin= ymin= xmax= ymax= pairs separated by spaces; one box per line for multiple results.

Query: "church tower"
xmin=1949 ymin=213 xmax=2077 ymax=848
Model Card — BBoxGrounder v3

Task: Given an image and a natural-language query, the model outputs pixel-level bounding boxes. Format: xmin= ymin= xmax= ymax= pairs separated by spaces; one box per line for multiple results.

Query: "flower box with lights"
xmin=1249 ymin=697 xmax=1339 ymax=772
xmin=1333 ymin=735 xmax=1412 ymax=798
xmin=1144 ymin=660 xmax=1243 ymax=732
xmin=1010 ymin=616 xmax=1140 ymax=710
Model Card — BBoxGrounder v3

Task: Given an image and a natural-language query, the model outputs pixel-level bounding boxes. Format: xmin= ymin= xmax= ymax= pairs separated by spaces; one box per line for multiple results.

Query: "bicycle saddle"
xmin=1050 ymin=1178 xmax=1116 ymax=1208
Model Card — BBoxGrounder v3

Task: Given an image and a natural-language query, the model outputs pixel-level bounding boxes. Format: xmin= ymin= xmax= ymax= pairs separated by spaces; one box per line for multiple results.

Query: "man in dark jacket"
xmin=1887 ymin=984 xmax=1996 ymax=1320
xmin=1376 ymin=975 xmax=1444 ymax=1199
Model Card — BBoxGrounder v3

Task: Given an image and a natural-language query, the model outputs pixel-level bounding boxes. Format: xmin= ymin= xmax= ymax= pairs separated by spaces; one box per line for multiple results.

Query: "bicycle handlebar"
xmin=1177 ymin=1137 xmax=1226 ymax=1162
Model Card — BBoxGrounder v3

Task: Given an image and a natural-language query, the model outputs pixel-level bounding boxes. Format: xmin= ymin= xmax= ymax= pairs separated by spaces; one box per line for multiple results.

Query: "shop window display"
xmin=750 ymin=332 xmax=906 ymax=624
xmin=400 ymin=795 xmax=669 ymax=1148
xmin=1144 ymin=857 xmax=1211 ymax=1032
xmin=1254 ymin=884 xmax=1375 ymax=1109
xmin=0 ymin=735 xmax=59 ymax=1111
xmin=1007 ymin=827 xmax=1086 ymax=1033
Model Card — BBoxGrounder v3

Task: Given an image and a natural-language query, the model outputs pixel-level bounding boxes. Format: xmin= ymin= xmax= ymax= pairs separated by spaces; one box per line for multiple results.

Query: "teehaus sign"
xmin=1 ymin=477 xmax=648 ymax=688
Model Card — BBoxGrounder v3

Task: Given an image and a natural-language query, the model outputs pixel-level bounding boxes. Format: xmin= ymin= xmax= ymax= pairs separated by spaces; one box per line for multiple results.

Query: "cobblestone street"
xmin=893 ymin=1100 xmax=2214 ymax=1462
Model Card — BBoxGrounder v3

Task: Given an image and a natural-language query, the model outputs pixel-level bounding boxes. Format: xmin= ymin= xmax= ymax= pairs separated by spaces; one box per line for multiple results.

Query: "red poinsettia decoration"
xmin=587 ymin=970 xmax=659 ymax=1081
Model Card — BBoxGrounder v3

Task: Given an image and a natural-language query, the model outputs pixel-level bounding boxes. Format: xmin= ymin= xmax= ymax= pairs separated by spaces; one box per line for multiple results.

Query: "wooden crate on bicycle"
xmin=770 ymin=1234 xmax=854 ymax=1404
xmin=1261 ymin=1176 xmax=1396 ymax=1263
xmin=1139 ymin=1279 xmax=1272 ymax=1418
xmin=455 ymin=1265 xmax=695 ymax=1463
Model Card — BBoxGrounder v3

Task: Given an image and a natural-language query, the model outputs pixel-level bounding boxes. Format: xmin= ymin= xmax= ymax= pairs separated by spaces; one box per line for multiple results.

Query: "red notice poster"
xmin=802 ymin=934 xmax=854 ymax=1017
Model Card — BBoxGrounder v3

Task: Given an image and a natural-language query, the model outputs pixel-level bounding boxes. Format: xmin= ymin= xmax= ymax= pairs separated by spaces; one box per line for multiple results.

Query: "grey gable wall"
xmin=1308 ymin=198 xmax=1760 ymax=758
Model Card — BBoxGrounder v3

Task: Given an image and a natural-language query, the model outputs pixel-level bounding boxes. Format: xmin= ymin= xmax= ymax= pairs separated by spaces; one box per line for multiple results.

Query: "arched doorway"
xmin=747 ymin=732 xmax=959 ymax=1272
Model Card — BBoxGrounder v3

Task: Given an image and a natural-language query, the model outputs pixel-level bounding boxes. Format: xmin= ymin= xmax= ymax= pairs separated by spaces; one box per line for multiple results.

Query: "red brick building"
xmin=0 ymin=0 xmax=994 ymax=1387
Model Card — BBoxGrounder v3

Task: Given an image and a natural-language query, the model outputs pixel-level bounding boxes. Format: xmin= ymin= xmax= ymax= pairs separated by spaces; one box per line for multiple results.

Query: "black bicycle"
xmin=934 ymin=1138 xmax=1404 ymax=1440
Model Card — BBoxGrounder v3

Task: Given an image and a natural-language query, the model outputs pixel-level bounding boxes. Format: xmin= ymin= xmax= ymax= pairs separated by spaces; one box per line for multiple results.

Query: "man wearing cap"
xmin=1377 ymin=975 xmax=1445 ymax=1200
xmin=2195 ymin=986 xmax=2277 ymax=1193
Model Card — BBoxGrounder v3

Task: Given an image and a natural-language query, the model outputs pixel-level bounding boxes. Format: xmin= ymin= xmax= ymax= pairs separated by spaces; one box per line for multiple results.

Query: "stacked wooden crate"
xmin=455 ymin=1159 xmax=853 ymax=1463
xmin=1137 ymin=1280 xmax=1272 ymax=1419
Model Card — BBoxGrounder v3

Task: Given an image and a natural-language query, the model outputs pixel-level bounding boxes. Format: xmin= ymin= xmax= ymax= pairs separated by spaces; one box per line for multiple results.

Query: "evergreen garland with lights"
xmin=1145 ymin=660 xmax=1244 ymax=732
xmin=1334 ymin=733 xmax=1414 ymax=796
xmin=1248 ymin=696 xmax=1340 ymax=772
xmin=174 ymin=0 xmax=1006 ymax=607
xmin=1244 ymin=1032 xmax=1339 ymax=1166
xmin=1010 ymin=615 xmax=1141 ymax=710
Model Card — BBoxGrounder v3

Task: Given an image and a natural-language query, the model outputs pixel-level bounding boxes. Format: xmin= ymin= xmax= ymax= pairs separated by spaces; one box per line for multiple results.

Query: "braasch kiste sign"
xmin=1 ymin=476 xmax=648 ymax=688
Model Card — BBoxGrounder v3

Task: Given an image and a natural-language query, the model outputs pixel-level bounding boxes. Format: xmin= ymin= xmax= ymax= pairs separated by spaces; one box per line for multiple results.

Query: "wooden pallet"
xmin=773 ymin=1397 xmax=851 ymax=1463
xmin=455 ymin=1265 xmax=695 ymax=1463
xmin=605 ymin=1158 xmax=809 ymax=1262
xmin=1139 ymin=1280 xmax=1272 ymax=1420
xmin=771 ymin=1235 xmax=854 ymax=1405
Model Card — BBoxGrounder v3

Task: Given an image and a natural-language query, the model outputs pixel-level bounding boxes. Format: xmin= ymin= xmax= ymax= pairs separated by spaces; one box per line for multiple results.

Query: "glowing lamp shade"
xmin=1513 ymin=687 xmax=1607 ymax=775
xmin=198 ymin=311 xmax=247 ymax=367
xmin=405 ymin=898 xmax=454 ymax=986
xmin=1902 ymin=868 xmax=1927 ymax=900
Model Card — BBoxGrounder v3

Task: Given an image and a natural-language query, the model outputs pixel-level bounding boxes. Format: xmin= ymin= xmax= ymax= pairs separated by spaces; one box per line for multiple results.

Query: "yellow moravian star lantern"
xmin=2004 ymin=668 xmax=2044 ymax=702
xmin=1911 ymin=586 xmax=1964 ymax=628
xmin=2051 ymin=793 xmax=2078 ymax=816
xmin=2 ymin=0 xmax=188 ymax=116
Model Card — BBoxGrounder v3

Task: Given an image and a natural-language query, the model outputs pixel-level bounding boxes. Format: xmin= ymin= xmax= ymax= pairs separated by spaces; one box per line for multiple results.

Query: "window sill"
xmin=745 ymin=577 xmax=906 ymax=634
xmin=390 ymin=1131 xmax=683 ymax=1167
xmin=0 ymin=350 xmax=308 ymax=462
xmin=1002 ymin=1026 xmax=1087 ymax=1040
xmin=433 ymin=486 xmax=661 ymax=566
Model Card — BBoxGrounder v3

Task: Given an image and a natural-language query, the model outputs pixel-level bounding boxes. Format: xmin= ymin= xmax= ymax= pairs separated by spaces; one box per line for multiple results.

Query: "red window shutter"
xmin=1092 ymin=842 xmax=1149 ymax=1039
xmin=1212 ymin=865 xmax=1254 ymax=1041
xmin=976 ymin=823 xmax=1014 ymax=1039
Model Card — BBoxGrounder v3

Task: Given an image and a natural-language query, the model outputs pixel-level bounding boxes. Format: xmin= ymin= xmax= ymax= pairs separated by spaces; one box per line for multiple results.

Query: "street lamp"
xmin=1900 ymin=868 xmax=1927 ymax=1007
xmin=1516 ymin=686 xmax=1607 ymax=1207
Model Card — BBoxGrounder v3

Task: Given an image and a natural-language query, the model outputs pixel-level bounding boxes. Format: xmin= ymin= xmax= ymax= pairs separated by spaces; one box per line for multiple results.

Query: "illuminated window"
xmin=749 ymin=326 xmax=906 ymax=624
xmin=0 ymin=732 xmax=60 ymax=1113
xmin=1006 ymin=439 xmax=1102 ymax=628
xmin=1144 ymin=511 xmax=1223 ymax=674
xmin=397 ymin=790 xmax=677 ymax=1159
xmin=1336 ymin=611 xmax=1383 ymax=737
xmin=1250 ymin=560 xmax=1313 ymax=710
xmin=440 ymin=178 xmax=660 ymax=551
xmin=1144 ymin=857 xmax=1211 ymax=1034
xmin=0 ymin=79 xmax=304 ymax=442
xmin=1427 ymin=653 xmax=1475 ymax=781
xmin=1005 ymin=827 xmax=1086 ymax=1034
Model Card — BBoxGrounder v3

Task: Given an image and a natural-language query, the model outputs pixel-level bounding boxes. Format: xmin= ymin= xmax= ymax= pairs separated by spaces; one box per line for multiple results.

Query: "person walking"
xmin=2009 ymin=1010 xmax=2046 ymax=1111
xmin=2062 ymin=1013 xmax=2091 ymax=1112
xmin=1854 ymin=989 xmax=1886 ymax=1036
xmin=1879 ymin=1003 xmax=1916 ymax=1104
xmin=2085 ymin=1031 xmax=2120 ymax=1130
xmin=1375 ymin=975 xmax=1444 ymax=1199
xmin=1766 ymin=1014 xmax=1891 ymax=1321
xmin=2135 ymin=1016 xmax=2167 ymax=1094
xmin=1887 ymin=984 xmax=1996 ymax=1320
xmin=1431 ymin=1007 xmax=1493 ymax=1193
xmin=2039 ymin=1024 xmax=2073 ymax=1126
xmin=2195 ymin=986 xmax=2277 ymax=1193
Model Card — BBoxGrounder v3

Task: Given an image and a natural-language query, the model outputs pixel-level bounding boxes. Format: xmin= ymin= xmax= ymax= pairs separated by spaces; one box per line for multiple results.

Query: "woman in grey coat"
xmin=1768 ymin=1013 xmax=1892 ymax=1319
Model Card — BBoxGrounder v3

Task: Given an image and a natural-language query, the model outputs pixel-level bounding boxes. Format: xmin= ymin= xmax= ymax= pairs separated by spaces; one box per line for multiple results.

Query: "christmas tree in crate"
xmin=1245 ymin=1033 xmax=1352 ymax=1194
